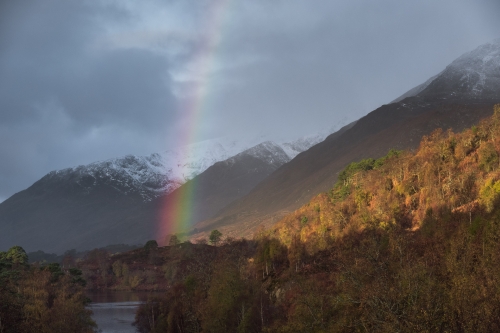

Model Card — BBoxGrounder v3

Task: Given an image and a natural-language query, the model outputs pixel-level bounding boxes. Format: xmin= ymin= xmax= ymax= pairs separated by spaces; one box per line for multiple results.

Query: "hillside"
xmin=193 ymin=39 xmax=500 ymax=240
xmin=271 ymin=105 xmax=500 ymax=248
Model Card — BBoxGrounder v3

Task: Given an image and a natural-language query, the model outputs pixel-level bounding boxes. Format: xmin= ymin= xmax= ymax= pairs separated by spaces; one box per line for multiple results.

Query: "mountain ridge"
xmin=27 ymin=133 xmax=330 ymax=204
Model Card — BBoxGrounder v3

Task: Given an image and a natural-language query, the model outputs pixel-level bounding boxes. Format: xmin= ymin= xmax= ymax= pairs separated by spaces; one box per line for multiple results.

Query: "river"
xmin=87 ymin=291 xmax=161 ymax=333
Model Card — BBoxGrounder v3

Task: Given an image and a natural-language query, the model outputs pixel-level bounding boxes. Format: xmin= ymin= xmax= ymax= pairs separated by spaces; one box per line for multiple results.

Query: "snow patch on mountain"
xmin=279 ymin=134 xmax=325 ymax=158
xmin=236 ymin=141 xmax=291 ymax=167
xmin=450 ymin=38 xmax=500 ymax=97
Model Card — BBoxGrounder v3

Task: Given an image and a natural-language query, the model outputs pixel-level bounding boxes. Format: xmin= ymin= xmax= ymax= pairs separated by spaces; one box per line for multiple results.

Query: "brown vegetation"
xmin=269 ymin=105 xmax=500 ymax=248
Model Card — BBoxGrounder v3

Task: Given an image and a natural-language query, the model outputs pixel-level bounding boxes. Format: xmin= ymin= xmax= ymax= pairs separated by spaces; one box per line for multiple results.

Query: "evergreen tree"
xmin=209 ymin=230 xmax=222 ymax=246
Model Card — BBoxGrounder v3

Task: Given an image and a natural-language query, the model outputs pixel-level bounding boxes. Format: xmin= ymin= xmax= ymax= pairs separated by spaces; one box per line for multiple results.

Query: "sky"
xmin=1 ymin=0 xmax=500 ymax=202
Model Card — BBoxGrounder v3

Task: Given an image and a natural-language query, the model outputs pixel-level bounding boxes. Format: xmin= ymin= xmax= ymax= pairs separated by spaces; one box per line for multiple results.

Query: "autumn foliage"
xmin=129 ymin=105 xmax=500 ymax=332
xmin=271 ymin=104 xmax=500 ymax=251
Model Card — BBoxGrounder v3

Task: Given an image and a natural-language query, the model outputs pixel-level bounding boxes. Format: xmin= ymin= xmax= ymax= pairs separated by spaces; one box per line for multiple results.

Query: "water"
xmin=87 ymin=291 xmax=161 ymax=333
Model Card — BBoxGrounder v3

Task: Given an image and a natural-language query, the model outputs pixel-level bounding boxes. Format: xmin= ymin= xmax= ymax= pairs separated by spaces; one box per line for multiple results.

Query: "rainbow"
xmin=158 ymin=0 xmax=231 ymax=244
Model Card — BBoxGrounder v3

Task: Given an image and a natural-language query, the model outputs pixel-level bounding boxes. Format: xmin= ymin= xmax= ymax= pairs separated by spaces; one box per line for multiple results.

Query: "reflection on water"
xmin=87 ymin=291 xmax=161 ymax=333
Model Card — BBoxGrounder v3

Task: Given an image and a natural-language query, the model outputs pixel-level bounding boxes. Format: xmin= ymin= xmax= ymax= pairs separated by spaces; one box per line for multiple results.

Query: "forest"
xmin=4 ymin=105 xmax=500 ymax=332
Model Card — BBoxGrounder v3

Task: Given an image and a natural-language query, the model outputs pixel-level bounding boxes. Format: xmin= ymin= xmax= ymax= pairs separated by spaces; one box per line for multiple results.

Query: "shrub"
xmin=300 ymin=216 xmax=308 ymax=225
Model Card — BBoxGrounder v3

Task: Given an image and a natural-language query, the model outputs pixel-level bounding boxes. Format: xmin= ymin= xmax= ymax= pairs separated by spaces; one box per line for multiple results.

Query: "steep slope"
xmin=271 ymin=104 xmax=500 ymax=249
xmin=0 ymin=137 xmax=323 ymax=253
xmin=193 ymin=39 xmax=500 ymax=239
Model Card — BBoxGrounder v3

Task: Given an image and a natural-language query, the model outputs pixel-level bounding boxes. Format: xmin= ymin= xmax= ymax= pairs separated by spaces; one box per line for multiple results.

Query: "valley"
xmin=1 ymin=22 xmax=500 ymax=332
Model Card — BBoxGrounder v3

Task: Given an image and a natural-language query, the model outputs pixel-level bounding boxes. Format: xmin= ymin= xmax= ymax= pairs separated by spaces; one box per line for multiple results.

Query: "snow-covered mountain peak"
xmin=159 ymin=137 xmax=248 ymax=183
xmin=455 ymin=39 xmax=500 ymax=63
xmin=391 ymin=39 xmax=500 ymax=103
xmin=41 ymin=130 xmax=331 ymax=203
xmin=451 ymin=40 xmax=500 ymax=79
xmin=423 ymin=39 xmax=500 ymax=99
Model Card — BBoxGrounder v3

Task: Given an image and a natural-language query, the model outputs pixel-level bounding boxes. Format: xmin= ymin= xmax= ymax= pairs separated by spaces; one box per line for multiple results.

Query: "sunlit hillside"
xmin=270 ymin=104 xmax=500 ymax=253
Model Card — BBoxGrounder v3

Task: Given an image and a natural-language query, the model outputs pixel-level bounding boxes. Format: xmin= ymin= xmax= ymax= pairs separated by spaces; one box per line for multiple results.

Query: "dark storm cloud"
xmin=57 ymin=49 xmax=174 ymax=130
xmin=0 ymin=1 xmax=174 ymax=129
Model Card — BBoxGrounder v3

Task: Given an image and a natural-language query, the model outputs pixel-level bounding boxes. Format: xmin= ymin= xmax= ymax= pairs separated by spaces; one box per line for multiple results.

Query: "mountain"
xmin=0 ymin=134 xmax=326 ymax=253
xmin=34 ymin=137 xmax=271 ymax=204
xmin=156 ymin=141 xmax=293 ymax=241
xmin=418 ymin=39 xmax=500 ymax=100
xmin=4 ymin=39 xmax=499 ymax=252
xmin=25 ymin=134 xmax=328 ymax=204
xmin=392 ymin=39 xmax=500 ymax=104
xmin=191 ymin=39 xmax=500 ymax=240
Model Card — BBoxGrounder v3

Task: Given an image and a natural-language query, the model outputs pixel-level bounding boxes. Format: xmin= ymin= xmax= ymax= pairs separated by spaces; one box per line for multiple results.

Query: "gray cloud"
xmin=1 ymin=0 xmax=500 ymax=201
